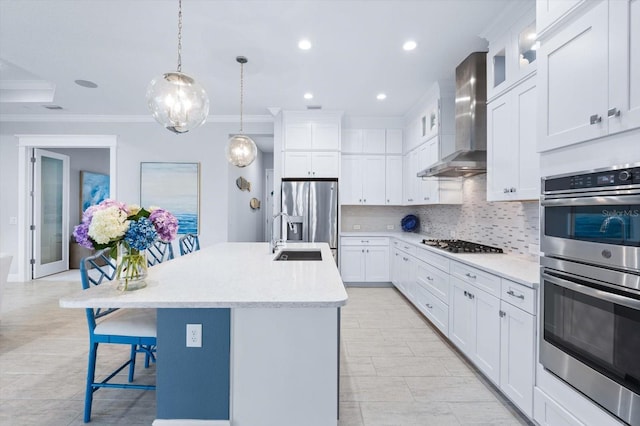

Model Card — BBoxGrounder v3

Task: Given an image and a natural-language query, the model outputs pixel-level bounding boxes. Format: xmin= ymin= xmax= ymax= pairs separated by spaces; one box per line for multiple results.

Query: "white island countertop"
xmin=60 ymin=242 xmax=348 ymax=309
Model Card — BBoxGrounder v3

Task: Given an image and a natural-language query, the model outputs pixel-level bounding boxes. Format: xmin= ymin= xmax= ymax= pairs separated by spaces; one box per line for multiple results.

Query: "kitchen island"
xmin=60 ymin=242 xmax=347 ymax=426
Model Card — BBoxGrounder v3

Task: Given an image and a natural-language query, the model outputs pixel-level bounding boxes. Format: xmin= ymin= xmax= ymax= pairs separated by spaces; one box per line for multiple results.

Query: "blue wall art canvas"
xmin=80 ymin=171 xmax=110 ymax=215
xmin=140 ymin=162 xmax=200 ymax=235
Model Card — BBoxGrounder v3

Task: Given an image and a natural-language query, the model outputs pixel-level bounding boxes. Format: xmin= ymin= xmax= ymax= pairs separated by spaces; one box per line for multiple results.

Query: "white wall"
xmin=0 ymin=119 xmax=273 ymax=277
xmin=227 ymin=148 xmax=266 ymax=243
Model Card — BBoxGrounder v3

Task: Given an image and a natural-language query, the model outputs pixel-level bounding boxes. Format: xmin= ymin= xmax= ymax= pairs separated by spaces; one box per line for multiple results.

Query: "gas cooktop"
xmin=422 ymin=239 xmax=504 ymax=254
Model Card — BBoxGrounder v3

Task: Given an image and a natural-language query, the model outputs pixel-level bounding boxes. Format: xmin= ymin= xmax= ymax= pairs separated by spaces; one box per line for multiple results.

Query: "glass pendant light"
xmin=146 ymin=0 xmax=209 ymax=134
xmin=226 ymin=56 xmax=257 ymax=167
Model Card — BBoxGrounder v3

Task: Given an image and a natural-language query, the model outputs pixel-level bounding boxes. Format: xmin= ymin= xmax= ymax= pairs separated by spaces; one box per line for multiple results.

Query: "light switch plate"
xmin=386 ymin=224 xmax=394 ymax=230
xmin=353 ymin=224 xmax=361 ymax=230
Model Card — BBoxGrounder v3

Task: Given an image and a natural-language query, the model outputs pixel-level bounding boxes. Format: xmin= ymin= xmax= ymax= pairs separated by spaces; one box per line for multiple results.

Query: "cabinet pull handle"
xmin=499 ymin=310 xmax=506 ymax=318
xmin=468 ymin=292 xmax=475 ymax=300
xmin=308 ymin=171 xmax=311 ymax=175
xmin=426 ymin=276 xmax=434 ymax=281
xmin=465 ymin=272 xmax=477 ymax=279
xmin=464 ymin=290 xmax=468 ymax=297
xmin=361 ymin=240 xmax=369 ymax=243
xmin=363 ymin=199 xmax=367 ymax=203
xmin=312 ymin=171 xmax=316 ymax=175
xmin=507 ymin=290 xmax=525 ymax=300
xmin=510 ymin=187 xmax=516 ymax=193
xmin=403 ymin=257 xmax=408 ymax=261
xmin=608 ymin=107 xmax=621 ymax=118
xmin=426 ymin=303 xmax=433 ymax=309
xmin=366 ymin=249 xmax=369 ymax=253
xmin=503 ymin=188 xmax=509 ymax=193
xmin=387 ymin=199 xmax=390 ymax=203
xmin=361 ymin=249 xmax=364 ymax=253
xmin=359 ymin=199 xmax=362 ymax=203
xmin=590 ymin=114 xmax=602 ymax=125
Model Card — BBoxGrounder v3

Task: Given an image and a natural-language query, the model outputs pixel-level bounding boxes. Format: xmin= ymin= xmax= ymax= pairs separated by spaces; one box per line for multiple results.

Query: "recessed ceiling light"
xmin=376 ymin=93 xmax=387 ymax=100
xmin=74 ymin=79 xmax=98 ymax=88
xmin=403 ymin=40 xmax=417 ymax=51
xmin=304 ymin=92 xmax=314 ymax=100
xmin=298 ymin=39 xmax=312 ymax=50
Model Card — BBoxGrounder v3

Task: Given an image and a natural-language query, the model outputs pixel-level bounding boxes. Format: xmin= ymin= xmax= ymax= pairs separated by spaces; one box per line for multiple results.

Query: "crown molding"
xmin=0 ymin=114 xmax=274 ymax=124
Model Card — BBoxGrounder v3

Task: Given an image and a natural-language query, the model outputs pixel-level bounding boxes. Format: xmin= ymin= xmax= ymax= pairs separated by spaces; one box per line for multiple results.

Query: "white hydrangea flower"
xmin=88 ymin=206 xmax=129 ymax=244
xmin=128 ymin=204 xmax=142 ymax=215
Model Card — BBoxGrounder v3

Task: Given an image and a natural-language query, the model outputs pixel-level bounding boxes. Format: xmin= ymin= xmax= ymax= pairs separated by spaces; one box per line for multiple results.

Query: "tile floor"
xmin=0 ymin=273 xmax=530 ymax=425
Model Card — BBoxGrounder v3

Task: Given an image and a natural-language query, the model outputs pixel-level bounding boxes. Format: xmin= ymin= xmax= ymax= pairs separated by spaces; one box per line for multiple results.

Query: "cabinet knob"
xmin=510 ymin=187 xmax=516 ymax=193
xmin=503 ymin=188 xmax=509 ymax=193
xmin=366 ymin=249 xmax=369 ymax=253
xmin=363 ymin=199 xmax=366 ymax=203
xmin=361 ymin=249 xmax=364 ymax=253
xmin=308 ymin=171 xmax=311 ymax=175
xmin=387 ymin=199 xmax=390 ymax=203
xmin=589 ymin=114 xmax=602 ymax=125
xmin=499 ymin=310 xmax=506 ymax=318
xmin=359 ymin=199 xmax=362 ymax=203
xmin=608 ymin=107 xmax=621 ymax=118
xmin=468 ymin=292 xmax=475 ymax=300
xmin=312 ymin=171 xmax=316 ymax=176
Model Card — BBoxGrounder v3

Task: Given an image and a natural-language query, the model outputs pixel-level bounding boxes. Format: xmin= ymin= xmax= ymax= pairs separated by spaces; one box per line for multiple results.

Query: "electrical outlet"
xmin=186 ymin=324 xmax=202 ymax=348
xmin=386 ymin=224 xmax=394 ymax=230
xmin=353 ymin=224 xmax=361 ymax=230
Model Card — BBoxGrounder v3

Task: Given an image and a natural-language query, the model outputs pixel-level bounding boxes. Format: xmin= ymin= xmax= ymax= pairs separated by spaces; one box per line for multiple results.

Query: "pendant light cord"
xmin=239 ymin=61 xmax=244 ymax=133
xmin=177 ymin=0 xmax=183 ymax=72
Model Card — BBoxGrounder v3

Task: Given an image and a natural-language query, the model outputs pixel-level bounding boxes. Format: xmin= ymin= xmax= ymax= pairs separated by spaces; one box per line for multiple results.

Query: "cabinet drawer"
xmin=413 ymin=284 xmax=449 ymax=336
xmin=501 ymin=279 xmax=536 ymax=315
xmin=341 ymin=237 xmax=389 ymax=246
xmin=450 ymin=262 xmax=501 ymax=297
xmin=416 ymin=246 xmax=450 ymax=273
xmin=416 ymin=259 xmax=449 ymax=304
xmin=391 ymin=239 xmax=416 ymax=255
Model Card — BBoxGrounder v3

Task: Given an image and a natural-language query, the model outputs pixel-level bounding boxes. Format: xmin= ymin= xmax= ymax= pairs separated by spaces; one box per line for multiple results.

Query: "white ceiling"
xmin=0 ymin=0 xmax=520 ymax=120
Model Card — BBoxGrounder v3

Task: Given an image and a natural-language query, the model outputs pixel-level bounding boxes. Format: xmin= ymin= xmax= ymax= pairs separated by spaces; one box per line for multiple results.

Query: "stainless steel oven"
xmin=540 ymin=164 xmax=640 ymax=425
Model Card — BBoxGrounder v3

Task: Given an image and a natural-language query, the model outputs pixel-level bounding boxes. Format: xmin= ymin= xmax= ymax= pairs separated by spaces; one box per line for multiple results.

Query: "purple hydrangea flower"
xmin=149 ymin=209 xmax=179 ymax=242
xmin=73 ymin=222 xmax=93 ymax=249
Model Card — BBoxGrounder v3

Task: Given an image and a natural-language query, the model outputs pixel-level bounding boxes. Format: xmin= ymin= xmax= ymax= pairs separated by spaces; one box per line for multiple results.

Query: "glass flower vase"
xmin=115 ymin=243 xmax=148 ymax=291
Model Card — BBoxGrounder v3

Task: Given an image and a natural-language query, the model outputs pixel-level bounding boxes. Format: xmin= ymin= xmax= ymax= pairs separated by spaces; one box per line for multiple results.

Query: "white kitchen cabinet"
xmin=342 ymin=129 xmax=363 ymax=153
xmin=284 ymin=121 xmax=340 ymax=151
xmin=402 ymin=151 xmax=417 ymax=204
xmin=283 ymin=112 xmax=341 ymax=151
xmin=341 ymin=129 xmax=389 ymax=154
xmin=536 ymin=0 xmax=585 ymax=35
xmin=537 ymin=0 xmax=640 ymax=152
xmin=487 ymin=6 xmax=537 ymax=100
xmin=449 ymin=275 xmax=501 ymax=384
xmin=385 ymin=155 xmax=403 ymax=205
xmin=391 ymin=245 xmax=416 ymax=299
xmin=340 ymin=155 xmax=386 ymax=205
xmin=283 ymin=151 xmax=339 ymax=178
xmin=414 ymin=254 xmax=451 ymax=336
xmin=385 ymin=129 xmax=403 ymax=154
xmin=500 ymin=299 xmax=535 ymax=418
xmin=487 ymin=76 xmax=539 ymax=201
xmin=534 ymin=388 xmax=586 ymax=426
xmin=340 ymin=237 xmax=389 ymax=283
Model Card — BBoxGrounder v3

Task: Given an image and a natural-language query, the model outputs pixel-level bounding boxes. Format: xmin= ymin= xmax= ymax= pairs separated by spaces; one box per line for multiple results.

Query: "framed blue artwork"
xmin=140 ymin=162 xmax=200 ymax=235
xmin=80 ymin=171 xmax=110 ymax=216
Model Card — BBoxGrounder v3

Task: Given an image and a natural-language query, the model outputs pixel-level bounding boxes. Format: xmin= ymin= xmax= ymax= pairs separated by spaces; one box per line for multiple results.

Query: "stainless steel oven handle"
xmin=542 ymin=271 xmax=640 ymax=310
xmin=541 ymin=194 xmax=640 ymax=206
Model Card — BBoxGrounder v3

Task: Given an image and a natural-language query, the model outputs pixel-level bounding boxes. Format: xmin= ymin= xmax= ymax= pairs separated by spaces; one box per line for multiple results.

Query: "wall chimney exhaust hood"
xmin=418 ymin=52 xmax=487 ymax=178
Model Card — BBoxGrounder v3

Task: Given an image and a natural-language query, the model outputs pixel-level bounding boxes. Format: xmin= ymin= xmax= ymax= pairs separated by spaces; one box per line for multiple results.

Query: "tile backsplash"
xmin=341 ymin=174 xmax=540 ymax=260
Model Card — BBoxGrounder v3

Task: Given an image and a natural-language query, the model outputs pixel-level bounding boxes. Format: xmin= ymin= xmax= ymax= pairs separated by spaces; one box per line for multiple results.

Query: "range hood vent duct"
xmin=418 ymin=52 xmax=487 ymax=178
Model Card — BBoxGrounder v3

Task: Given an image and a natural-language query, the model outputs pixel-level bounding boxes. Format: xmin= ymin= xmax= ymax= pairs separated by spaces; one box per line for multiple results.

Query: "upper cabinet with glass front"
xmin=486 ymin=4 xmax=537 ymax=101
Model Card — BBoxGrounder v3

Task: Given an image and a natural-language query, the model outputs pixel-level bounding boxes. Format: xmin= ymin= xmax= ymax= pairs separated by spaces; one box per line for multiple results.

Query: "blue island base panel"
xmin=157 ymin=308 xmax=231 ymax=420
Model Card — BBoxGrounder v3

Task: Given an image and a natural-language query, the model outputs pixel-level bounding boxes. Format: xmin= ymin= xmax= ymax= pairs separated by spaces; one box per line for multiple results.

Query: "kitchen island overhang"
xmin=60 ymin=242 xmax=347 ymax=426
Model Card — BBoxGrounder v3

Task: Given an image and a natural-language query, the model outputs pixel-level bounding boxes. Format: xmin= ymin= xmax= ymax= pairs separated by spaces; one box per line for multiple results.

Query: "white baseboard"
xmin=153 ymin=420 xmax=230 ymax=426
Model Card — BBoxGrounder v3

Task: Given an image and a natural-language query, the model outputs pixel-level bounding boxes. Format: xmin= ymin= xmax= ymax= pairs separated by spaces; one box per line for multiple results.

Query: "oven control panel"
xmin=544 ymin=166 xmax=640 ymax=192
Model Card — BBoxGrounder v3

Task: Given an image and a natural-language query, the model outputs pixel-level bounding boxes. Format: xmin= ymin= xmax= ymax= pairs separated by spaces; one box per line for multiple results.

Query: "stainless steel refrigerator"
xmin=281 ymin=179 xmax=338 ymax=262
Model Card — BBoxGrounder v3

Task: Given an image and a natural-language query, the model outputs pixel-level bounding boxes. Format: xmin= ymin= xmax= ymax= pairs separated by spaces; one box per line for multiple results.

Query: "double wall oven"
xmin=540 ymin=164 xmax=640 ymax=425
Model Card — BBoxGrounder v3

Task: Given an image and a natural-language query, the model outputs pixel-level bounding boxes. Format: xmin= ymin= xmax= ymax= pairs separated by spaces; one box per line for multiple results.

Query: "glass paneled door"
xmin=32 ymin=149 xmax=69 ymax=278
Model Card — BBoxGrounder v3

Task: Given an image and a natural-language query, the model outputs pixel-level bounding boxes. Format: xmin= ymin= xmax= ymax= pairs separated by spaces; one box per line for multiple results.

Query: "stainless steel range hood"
xmin=418 ymin=52 xmax=487 ymax=178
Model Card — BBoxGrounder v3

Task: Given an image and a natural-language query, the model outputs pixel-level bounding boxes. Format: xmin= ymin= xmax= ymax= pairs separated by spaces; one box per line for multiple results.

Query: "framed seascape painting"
xmin=80 ymin=171 xmax=110 ymax=216
xmin=140 ymin=162 xmax=200 ymax=235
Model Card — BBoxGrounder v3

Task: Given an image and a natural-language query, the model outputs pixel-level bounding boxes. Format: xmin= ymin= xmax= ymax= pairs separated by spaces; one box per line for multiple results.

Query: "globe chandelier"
xmin=226 ymin=56 xmax=257 ymax=167
xmin=146 ymin=0 xmax=209 ymax=134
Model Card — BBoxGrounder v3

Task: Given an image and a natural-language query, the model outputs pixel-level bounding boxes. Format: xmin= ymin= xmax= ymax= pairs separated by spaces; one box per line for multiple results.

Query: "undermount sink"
xmin=274 ymin=250 xmax=322 ymax=261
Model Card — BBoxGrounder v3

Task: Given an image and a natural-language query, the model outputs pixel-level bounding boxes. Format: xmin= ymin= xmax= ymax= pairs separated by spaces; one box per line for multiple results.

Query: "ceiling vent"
xmin=42 ymin=105 xmax=63 ymax=110
xmin=306 ymin=105 xmax=322 ymax=110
